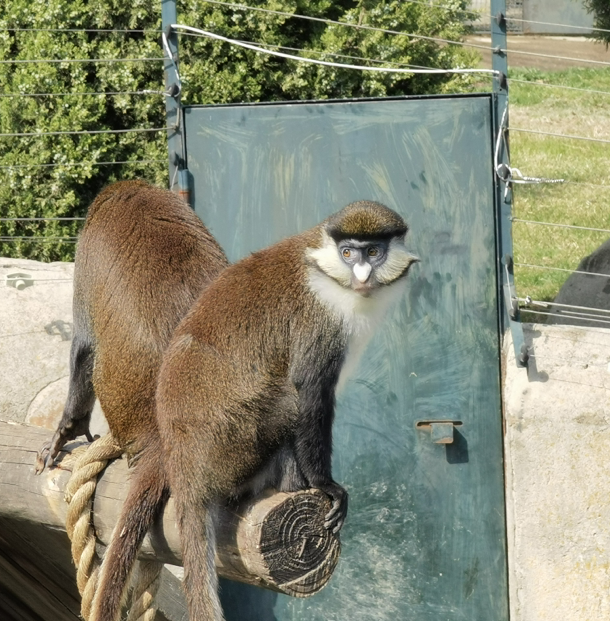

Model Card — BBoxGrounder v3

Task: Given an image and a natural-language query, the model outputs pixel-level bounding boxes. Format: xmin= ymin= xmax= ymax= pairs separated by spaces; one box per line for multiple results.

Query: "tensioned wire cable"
xmin=0 ymin=160 xmax=166 ymax=170
xmin=2 ymin=28 xmax=160 ymax=33
xmin=518 ymin=297 xmax=610 ymax=316
xmin=5 ymin=4 xmax=610 ymax=37
xmin=518 ymin=308 xmax=610 ymax=326
xmin=515 ymin=263 xmax=610 ymax=280
xmin=172 ymin=24 xmax=499 ymax=78
xmin=509 ymin=127 xmax=610 ymax=145
xmin=0 ymin=127 xmax=168 ymax=138
xmin=508 ymin=78 xmax=610 ymax=98
xmin=195 ymin=0 xmax=493 ymax=52
xmin=0 ymin=236 xmax=78 ymax=241
xmin=179 ymin=33 xmax=449 ymax=72
xmin=511 ymin=219 xmax=610 ymax=234
xmin=195 ymin=0 xmax=610 ymax=67
xmin=0 ymin=57 xmax=164 ymax=64
xmin=4 ymin=3 xmax=608 ymax=67
xmin=0 ymin=90 xmax=165 ymax=98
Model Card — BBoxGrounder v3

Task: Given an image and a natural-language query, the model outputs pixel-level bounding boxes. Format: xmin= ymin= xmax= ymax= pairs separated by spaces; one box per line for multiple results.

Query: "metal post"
xmin=491 ymin=0 xmax=528 ymax=367
xmin=162 ymin=0 xmax=190 ymax=204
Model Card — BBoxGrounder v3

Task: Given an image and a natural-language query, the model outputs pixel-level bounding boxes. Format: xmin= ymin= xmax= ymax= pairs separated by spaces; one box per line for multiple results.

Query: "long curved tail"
xmin=175 ymin=492 xmax=225 ymax=620
xmin=91 ymin=437 xmax=169 ymax=621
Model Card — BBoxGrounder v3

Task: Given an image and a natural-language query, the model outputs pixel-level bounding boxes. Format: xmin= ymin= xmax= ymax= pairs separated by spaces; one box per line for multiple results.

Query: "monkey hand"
xmin=318 ymin=482 xmax=348 ymax=534
xmin=34 ymin=420 xmax=95 ymax=474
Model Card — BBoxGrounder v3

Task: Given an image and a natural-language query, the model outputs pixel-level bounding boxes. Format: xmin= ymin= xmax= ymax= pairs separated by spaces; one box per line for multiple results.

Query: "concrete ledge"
xmin=504 ymin=323 xmax=610 ymax=620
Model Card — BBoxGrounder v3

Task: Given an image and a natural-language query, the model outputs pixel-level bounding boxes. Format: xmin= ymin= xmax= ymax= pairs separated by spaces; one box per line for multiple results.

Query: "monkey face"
xmin=337 ymin=239 xmax=389 ymax=295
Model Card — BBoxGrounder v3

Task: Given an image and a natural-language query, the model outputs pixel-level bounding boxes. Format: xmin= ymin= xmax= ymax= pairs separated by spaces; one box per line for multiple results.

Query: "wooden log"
xmin=0 ymin=420 xmax=340 ymax=598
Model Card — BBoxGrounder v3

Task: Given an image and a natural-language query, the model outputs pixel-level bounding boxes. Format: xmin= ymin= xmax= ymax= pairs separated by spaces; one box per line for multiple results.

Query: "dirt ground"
xmin=466 ymin=35 xmax=610 ymax=70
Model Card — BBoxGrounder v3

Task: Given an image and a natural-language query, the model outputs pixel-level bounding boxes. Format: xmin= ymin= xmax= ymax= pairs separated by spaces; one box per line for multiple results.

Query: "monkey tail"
xmin=90 ymin=436 xmax=169 ymax=621
xmin=175 ymin=491 xmax=225 ymax=621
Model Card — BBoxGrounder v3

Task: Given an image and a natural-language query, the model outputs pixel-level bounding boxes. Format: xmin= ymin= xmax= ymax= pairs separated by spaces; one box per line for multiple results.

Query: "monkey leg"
xmin=293 ymin=423 xmax=349 ymax=534
xmin=270 ymin=445 xmax=308 ymax=493
xmin=164 ymin=434 xmax=226 ymax=621
xmin=35 ymin=334 xmax=96 ymax=473
xmin=233 ymin=445 xmax=308 ymax=500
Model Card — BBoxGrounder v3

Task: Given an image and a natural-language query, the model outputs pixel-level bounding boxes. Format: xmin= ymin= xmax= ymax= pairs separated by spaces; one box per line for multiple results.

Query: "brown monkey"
xmin=91 ymin=200 xmax=418 ymax=621
xmin=36 ymin=180 xmax=228 ymax=468
xmin=35 ymin=179 xmax=228 ymax=618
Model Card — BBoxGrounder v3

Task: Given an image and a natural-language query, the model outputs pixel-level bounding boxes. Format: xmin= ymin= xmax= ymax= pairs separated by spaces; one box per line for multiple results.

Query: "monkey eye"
xmin=367 ymin=247 xmax=379 ymax=257
xmin=342 ymin=248 xmax=351 ymax=258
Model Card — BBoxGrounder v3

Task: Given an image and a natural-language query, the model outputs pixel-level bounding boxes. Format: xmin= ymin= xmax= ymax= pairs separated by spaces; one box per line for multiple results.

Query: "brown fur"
xmin=36 ymin=179 xmax=228 ymax=463
xmin=35 ymin=180 xmax=228 ymax=619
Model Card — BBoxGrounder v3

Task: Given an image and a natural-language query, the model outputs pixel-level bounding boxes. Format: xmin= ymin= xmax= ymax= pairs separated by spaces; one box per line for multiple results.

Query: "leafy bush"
xmin=0 ymin=0 xmax=477 ymax=261
xmin=583 ymin=0 xmax=610 ymax=47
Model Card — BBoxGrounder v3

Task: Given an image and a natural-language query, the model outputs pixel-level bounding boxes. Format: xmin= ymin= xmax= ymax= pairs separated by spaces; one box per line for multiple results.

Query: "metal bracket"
xmin=416 ymin=421 xmax=463 ymax=445
xmin=166 ymin=82 xmax=180 ymax=98
xmin=6 ymin=273 xmax=33 ymax=290
xmin=502 ymin=255 xmax=519 ymax=321
xmin=494 ymin=12 xmax=506 ymax=28
xmin=495 ymin=71 xmax=508 ymax=91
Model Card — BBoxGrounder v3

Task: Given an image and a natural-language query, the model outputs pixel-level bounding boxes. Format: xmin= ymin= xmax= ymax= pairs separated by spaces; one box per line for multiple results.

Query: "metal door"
xmin=183 ymin=94 xmax=508 ymax=621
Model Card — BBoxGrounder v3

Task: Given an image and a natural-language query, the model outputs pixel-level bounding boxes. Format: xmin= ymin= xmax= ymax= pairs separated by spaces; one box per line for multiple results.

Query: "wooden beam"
xmin=0 ymin=420 xmax=340 ymax=597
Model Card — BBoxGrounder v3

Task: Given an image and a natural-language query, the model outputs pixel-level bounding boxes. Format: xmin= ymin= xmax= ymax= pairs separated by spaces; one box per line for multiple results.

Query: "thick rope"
xmin=63 ymin=434 xmax=123 ymax=618
xmin=126 ymin=560 xmax=163 ymax=621
xmin=63 ymin=434 xmax=163 ymax=620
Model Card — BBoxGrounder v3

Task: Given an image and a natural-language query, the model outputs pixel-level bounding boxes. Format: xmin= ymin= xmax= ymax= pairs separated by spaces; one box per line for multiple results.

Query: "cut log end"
xmin=216 ymin=489 xmax=341 ymax=597
xmin=259 ymin=490 xmax=341 ymax=597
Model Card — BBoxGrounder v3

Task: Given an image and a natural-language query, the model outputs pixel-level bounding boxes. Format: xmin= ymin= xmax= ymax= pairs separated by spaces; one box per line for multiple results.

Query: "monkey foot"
xmin=34 ymin=429 xmax=97 ymax=474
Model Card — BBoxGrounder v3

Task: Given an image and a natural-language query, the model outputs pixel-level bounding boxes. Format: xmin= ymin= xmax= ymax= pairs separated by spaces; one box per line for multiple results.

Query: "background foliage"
xmin=0 ymin=0 xmax=476 ymax=261
xmin=583 ymin=0 xmax=610 ymax=46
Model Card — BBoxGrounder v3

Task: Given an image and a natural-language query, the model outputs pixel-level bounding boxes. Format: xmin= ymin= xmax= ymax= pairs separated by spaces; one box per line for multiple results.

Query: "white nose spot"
xmin=353 ymin=262 xmax=372 ymax=283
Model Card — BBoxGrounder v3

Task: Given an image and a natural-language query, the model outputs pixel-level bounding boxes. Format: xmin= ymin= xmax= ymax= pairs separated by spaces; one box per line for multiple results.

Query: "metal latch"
xmin=416 ymin=420 xmax=463 ymax=444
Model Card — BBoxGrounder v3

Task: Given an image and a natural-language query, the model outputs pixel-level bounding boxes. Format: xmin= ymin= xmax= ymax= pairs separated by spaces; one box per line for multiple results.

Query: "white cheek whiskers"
xmin=307 ymin=265 xmax=407 ymax=336
xmin=306 ymin=231 xmax=352 ymax=288
xmin=376 ymin=239 xmax=419 ymax=284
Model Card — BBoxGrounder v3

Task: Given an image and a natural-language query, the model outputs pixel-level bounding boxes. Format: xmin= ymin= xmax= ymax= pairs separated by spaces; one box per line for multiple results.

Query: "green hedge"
xmin=0 ymin=0 xmax=477 ymax=261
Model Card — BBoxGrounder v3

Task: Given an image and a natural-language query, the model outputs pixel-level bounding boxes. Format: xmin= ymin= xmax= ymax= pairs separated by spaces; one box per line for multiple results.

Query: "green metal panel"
xmin=183 ymin=95 xmax=508 ymax=621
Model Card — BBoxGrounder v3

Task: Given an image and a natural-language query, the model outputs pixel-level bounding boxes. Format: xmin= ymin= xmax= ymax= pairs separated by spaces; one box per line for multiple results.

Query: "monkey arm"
xmin=292 ymin=361 xmax=348 ymax=534
xmin=35 ymin=335 xmax=96 ymax=474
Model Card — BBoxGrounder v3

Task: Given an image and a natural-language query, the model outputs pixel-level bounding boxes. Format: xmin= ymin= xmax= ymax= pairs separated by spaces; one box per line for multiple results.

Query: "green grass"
xmin=506 ymin=68 xmax=610 ymax=303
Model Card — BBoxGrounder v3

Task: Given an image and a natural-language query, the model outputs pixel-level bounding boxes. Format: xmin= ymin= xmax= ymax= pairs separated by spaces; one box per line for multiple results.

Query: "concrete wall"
xmin=523 ymin=0 xmax=593 ymax=34
xmin=470 ymin=0 xmax=593 ymax=34
xmin=0 ymin=257 xmax=107 ymax=434
xmin=504 ymin=323 xmax=610 ymax=620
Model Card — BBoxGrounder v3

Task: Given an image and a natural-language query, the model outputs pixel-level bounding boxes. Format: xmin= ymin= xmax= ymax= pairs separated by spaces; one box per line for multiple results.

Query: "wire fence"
xmin=1 ymin=0 xmax=609 ymax=331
